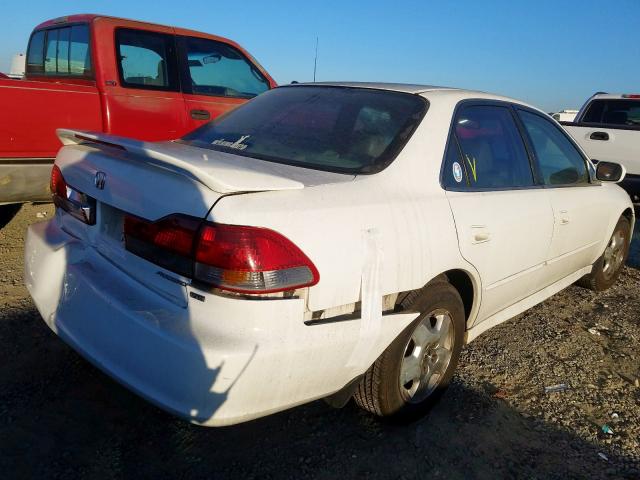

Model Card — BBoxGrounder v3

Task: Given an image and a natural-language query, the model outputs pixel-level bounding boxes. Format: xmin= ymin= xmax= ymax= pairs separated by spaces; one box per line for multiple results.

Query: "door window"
xmin=181 ymin=36 xmax=269 ymax=99
xmin=518 ymin=110 xmax=589 ymax=186
xmin=451 ymin=105 xmax=534 ymax=189
xmin=582 ymin=99 xmax=640 ymax=127
xmin=27 ymin=25 xmax=91 ymax=77
xmin=116 ymin=28 xmax=178 ymax=91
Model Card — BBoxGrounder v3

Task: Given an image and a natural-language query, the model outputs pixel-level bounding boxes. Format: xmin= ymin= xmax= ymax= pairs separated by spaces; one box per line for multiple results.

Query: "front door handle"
xmin=471 ymin=226 xmax=491 ymax=244
xmin=590 ymin=131 xmax=609 ymax=141
xmin=190 ymin=109 xmax=211 ymax=121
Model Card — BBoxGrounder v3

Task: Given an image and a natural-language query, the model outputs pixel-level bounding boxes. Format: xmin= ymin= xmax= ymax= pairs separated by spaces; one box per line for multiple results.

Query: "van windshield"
xmin=181 ymin=86 xmax=428 ymax=174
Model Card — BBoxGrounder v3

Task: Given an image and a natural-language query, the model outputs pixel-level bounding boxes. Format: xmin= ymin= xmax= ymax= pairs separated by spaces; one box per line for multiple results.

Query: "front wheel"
xmin=0 ymin=204 xmax=22 ymax=230
xmin=577 ymin=216 xmax=631 ymax=291
xmin=354 ymin=280 xmax=465 ymax=420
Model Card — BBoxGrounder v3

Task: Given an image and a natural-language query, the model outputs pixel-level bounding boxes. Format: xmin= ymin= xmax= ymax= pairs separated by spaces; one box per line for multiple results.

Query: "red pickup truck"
xmin=0 ymin=14 xmax=276 ymax=227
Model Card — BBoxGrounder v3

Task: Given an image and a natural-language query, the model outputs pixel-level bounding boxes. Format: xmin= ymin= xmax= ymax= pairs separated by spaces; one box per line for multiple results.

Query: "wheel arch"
xmin=395 ymin=268 xmax=480 ymax=330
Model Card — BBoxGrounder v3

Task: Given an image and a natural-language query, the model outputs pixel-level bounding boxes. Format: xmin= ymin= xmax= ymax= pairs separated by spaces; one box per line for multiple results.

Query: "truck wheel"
xmin=354 ymin=280 xmax=465 ymax=420
xmin=0 ymin=204 xmax=22 ymax=229
xmin=577 ymin=216 xmax=631 ymax=291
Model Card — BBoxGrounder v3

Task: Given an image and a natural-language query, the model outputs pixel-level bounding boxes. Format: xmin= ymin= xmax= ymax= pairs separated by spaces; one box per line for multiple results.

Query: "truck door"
xmin=443 ymin=103 xmax=554 ymax=322
xmin=176 ymin=35 xmax=272 ymax=133
xmin=102 ymin=28 xmax=187 ymax=141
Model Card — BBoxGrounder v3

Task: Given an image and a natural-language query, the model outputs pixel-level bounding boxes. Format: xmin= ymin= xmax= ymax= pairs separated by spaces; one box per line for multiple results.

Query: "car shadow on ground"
xmin=1 ymin=305 xmax=637 ymax=480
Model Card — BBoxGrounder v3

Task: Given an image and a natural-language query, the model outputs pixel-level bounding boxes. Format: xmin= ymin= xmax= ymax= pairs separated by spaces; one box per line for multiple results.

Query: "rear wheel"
xmin=577 ymin=216 xmax=631 ymax=291
xmin=0 ymin=204 xmax=22 ymax=229
xmin=354 ymin=280 xmax=465 ymax=420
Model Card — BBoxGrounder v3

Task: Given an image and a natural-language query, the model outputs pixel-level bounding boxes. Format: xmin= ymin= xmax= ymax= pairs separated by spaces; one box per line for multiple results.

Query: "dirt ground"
xmin=1 ymin=204 xmax=639 ymax=480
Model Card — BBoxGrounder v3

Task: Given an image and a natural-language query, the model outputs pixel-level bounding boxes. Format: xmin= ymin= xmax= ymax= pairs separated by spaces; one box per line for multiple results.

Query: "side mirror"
xmin=595 ymin=161 xmax=626 ymax=183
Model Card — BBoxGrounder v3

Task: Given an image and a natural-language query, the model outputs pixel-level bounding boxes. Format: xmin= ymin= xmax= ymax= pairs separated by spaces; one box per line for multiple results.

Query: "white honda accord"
xmin=25 ymin=83 xmax=633 ymax=426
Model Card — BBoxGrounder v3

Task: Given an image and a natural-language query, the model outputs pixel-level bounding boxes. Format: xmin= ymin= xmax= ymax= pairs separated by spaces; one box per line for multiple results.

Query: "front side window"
xmin=182 ymin=86 xmax=427 ymax=174
xmin=182 ymin=36 xmax=270 ymax=98
xmin=452 ymin=105 xmax=534 ymax=189
xmin=582 ymin=99 xmax=640 ymax=127
xmin=518 ymin=110 xmax=589 ymax=186
xmin=116 ymin=28 xmax=178 ymax=91
xmin=28 ymin=25 xmax=91 ymax=77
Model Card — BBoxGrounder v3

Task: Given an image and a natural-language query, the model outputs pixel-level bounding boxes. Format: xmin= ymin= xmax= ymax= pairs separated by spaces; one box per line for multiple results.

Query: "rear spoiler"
xmin=56 ymin=129 xmax=305 ymax=194
xmin=58 ymin=129 xmax=230 ymax=191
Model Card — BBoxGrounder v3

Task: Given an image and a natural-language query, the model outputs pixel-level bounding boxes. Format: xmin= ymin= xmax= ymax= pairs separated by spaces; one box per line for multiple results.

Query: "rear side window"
xmin=518 ymin=110 xmax=589 ymax=186
xmin=182 ymin=86 xmax=427 ymax=174
xmin=116 ymin=28 xmax=179 ymax=91
xmin=582 ymin=99 xmax=640 ymax=127
xmin=27 ymin=25 xmax=91 ymax=77
xmin=181 ymin=36 xmax=269 ymax=99
xmin=452 ymin=105 xmax=534 ymax=189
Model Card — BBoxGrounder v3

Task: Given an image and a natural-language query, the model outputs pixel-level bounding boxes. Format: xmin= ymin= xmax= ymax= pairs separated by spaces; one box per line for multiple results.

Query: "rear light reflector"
xmin=50 ymin=165 xmax=67 ymax=198
xmin=123 ymin=215 xmax=319 ymax=294
xmin=194 ymin=223 xmax=319 ymax=293
xmin=622 ymin=94 xmax=640 ymax=99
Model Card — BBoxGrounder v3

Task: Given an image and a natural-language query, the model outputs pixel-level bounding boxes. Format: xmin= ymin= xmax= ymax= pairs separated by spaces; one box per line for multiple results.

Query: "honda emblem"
xmin=94 ymin=171 xmax=107 ymax=190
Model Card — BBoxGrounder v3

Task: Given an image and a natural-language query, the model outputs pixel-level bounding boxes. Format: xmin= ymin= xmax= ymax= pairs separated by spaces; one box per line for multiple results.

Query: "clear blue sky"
xmin=2 ymin=0 xmax=638 ymax=112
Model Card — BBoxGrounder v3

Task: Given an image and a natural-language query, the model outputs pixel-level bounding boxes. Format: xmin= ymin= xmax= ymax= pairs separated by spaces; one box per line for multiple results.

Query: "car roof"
xmin=286 ymin=81 xmax=541 ymax=110
xmin=291 ymin=81 xmax=456 ymax=94
xmin=591 ymin=93 xmax=640 ymax=100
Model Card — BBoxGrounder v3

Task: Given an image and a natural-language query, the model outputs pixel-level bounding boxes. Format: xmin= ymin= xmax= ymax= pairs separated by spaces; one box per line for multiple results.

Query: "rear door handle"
xmin=471 ymin=226 xmax=491 ymax=244
xmin=190 ymin=109 xmax=211 ymax=121
xmin=590 ymin=131 xmax=609 ymax=141
xmin=559 ymin=209 xmax=570 ymax=225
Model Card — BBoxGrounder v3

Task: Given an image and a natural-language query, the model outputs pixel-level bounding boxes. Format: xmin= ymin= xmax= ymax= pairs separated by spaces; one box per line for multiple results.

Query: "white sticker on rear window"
xmin=453 ymin=161 xmax=463 ymax=183
xmin=212 ymin=135 xmax=251 ymax=151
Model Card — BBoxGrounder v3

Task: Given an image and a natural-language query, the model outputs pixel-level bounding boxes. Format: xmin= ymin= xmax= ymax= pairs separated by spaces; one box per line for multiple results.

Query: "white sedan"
xmin=25 ymin=83 xmax=633 ymax=426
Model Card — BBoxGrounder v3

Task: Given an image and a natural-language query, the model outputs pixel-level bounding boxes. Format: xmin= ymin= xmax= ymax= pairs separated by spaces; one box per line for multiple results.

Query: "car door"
xmin=516 ymin=108 xmax=611 ymax=282
xmin=177 ymin=35 xmax=272 ymax=132
xmin=443 ymin=102 xmax=554 ymax=322
xmin=105 ymin=27 xmax=188 ymax=140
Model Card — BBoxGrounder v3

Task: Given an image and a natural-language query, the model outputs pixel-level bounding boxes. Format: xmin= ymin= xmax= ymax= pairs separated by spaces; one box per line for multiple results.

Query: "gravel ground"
xmin=1 ymin=204 xmax=639 ymax=480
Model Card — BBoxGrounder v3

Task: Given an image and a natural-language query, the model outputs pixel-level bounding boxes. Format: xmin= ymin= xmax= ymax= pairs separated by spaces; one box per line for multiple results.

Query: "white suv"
xmin=25 ymin=83 xmax=634 ymax=426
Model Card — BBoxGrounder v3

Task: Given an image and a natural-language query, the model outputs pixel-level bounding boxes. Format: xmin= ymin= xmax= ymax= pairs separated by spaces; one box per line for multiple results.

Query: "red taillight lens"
xmin=194 ymin=223 xmax=319 ymax=293
xmin=50 ymin=165 xmax=67 ymax=198
xmin=123 ymin=214 xmax=319 ymax=294
xmin=622 ymin=94 xmax=640 ymax=99
xmin=124 ymin=215 xmax=197 ymax=257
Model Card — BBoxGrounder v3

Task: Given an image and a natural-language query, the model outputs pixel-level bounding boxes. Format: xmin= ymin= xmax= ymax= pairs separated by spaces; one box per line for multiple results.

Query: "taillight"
xmin=194 ymin=223 xmax=319 ymax=293
xmin=622 ymin=94 xmax=640 ymax=99
xmin=50 ymin=165 xmax=96 ymax=225
xmin=123 ymin=214 xmax=319 ymax=294
xmin=50 ymin=165 xmax=67 ymax=198
xmin=124 ymin=215 xmax=200 ymax=277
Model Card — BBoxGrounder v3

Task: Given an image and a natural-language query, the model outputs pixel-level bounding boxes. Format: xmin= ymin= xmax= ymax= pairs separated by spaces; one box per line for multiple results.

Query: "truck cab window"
xmin=116 ymin=28 xmax=178 ymax=91
xmin=27 ymin=25 xmax=91 ymax=77
xmin=582 ymin=99 xmax=640 ymax=127
xmin=26 ymin=30 xmax=45 ymax=74
xmin=518 ymin=110 xmax=589 ymax=185
xmin=181 ymin=36 xmax=269 ymax=99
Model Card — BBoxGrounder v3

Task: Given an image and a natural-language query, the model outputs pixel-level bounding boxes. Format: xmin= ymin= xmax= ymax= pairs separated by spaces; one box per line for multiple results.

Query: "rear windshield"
xmin=582 ymin=99 xmax=640 ymax=127
xmin=181 ymin=86 xmax=428 ymax=174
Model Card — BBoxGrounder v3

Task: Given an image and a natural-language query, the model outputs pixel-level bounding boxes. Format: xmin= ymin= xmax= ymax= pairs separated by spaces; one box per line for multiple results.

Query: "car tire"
xmin=353 ymin=279 xmax=465 ymax=420
xmin=577 ymin=215 xmax=631 ymax=292
xmin=0 ymin=204 xmax=22 ymax=230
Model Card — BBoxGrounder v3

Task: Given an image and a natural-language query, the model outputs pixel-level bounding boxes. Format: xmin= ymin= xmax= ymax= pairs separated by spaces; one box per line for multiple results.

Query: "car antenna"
xmin=313 ymin=36 xmax=319 ymax=82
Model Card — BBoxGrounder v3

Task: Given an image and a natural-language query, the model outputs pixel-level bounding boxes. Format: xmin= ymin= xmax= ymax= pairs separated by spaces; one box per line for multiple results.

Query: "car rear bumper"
xmin=0 ymin=160 xmax=54 ymax=203
xmin=620 ymin=173 xmax=640 ymax=204
xmin=25 ymin=218 xmax=414 ymax=426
